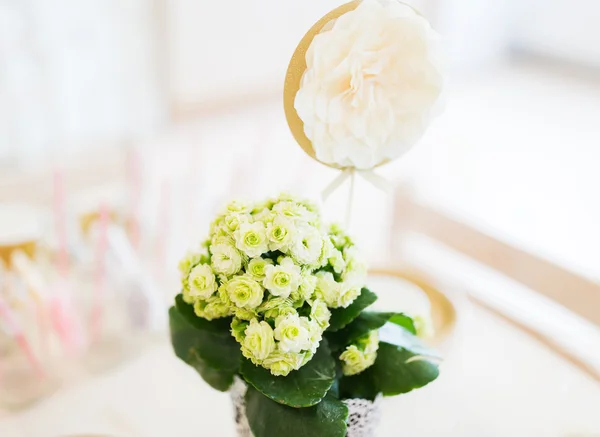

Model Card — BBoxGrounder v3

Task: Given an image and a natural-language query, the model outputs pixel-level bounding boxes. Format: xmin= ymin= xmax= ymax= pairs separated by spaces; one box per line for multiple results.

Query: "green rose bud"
xmin=231 ymin=318 xmax=249 ymax=343
xmin=194 ymin=295 xmax=232 ymax=320
xmin=242 ymin=319 xmax=276 ymax=364
xmin=299 ymin=273 xmax=317 ymax=301
xmin=258 ymin=297 xmax=295 ymax=320
xmin=225 ymin=275 xmax=264 ymax=309
xmin=314 ymin=271 xmax=342 ymax=308
xmin=178 ymin=250 xmax=205 ymax=278
xmin=234 ymin=221 xmax=269 ymax=257
xmin=309 ymin=299 xmax=331 ymax=329
xmin=342 ymin=246 xmax=368 ymax=281
xmin=413 ymin=314 xmax=435 ymax=339
xmin=339 ymin=330 xmax=379 ymax=376
xmin=235 ymin=307 xmax=258 ymax=321
xmin=328 ymin=248 xmax=346 ymax=274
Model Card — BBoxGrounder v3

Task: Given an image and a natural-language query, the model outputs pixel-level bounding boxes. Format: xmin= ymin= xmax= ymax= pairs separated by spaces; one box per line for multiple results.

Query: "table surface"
xmin=2 ymin=295 xmax=599 ymax=437
xmin=1 ymin=63 xmax=599 ymax=436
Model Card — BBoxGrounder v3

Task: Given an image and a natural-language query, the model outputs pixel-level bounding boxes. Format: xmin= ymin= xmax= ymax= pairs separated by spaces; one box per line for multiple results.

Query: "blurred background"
xmin=1 ymin=0 xmax=599 ymax=436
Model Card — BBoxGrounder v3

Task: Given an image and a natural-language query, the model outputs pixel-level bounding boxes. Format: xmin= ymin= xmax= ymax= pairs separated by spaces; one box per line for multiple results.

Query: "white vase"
xmin=229 ymin=377 xmax=382 ymax=437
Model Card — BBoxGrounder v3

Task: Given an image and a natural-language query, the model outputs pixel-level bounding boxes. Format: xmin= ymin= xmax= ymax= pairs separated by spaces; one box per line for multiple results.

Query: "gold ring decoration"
xmin=0 ymin=241 xmax=37 ymax=268
xmin=0 ymin=204 xmax=42 ymax=268
xmin=284 ymin=0 xmax=421 ymax=170
xmin=79 ymin=209 xmax=122 ymax=236
xmin=369 ymin=268 xmax=457 ymax=347
xmin=283 ymin=0 xmax=361 ymax=169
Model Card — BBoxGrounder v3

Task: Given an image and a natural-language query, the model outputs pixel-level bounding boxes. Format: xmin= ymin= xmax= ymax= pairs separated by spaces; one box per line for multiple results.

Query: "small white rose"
xmin=295 ymin=0 xmax=444 ymax=169
xmin=221 ymin=212 xmax=250 ymax=235
xmin=258 ymin=297 xmax=295 ymax=320
xmin=225 ymin=275 xmax=265 ymax=309
xmin=193 ymin=295 xmax=232 ymax=321
xmin=290 ymin=227 xmax=324 ymax=267
xmin=266 ymin=215 xmax=297 ymax=252
xmin=263 ymin=350 xmax=304 ymax=376
xmin=274 ymin=313 xmax=313 ymax=353
xmin=299 ymin=272 xmax=317 ymax=301
xmin=178 ymin=250 xmax=205 ymax=279
xmin=328 ymin=248 xmax=346 ymax=274
xmin=187 ymin=263 xmax=218 ymax=299
xmin=272 ymin=201 xmax=315 ymax=224
xmin=337 ymin=282 xmax=361 ymax=308
xmin=309 ymin=299 xmax=331 ymax=329
xmin=343 ymin=246 xmax=368 ymax=280
xmin=234 ymin=221 xmax=269 ymax=257
xmin=247 ymin=257 xmax=274 ymax=281
xmin=263 ymin=257 xmax=302 ymax=298
xmin=242 ymin=319 xmax=276 ymax=363
xmin=210 ymin=243 xmax=243 ymax=276
xmin=314 ymin=271 xmax=342 ymax=308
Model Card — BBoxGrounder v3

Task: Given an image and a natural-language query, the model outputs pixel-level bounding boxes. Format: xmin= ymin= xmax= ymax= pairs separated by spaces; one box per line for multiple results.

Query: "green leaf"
xmin=241 ymin=339 xmax=336 ymax=407
xmin=175 ymin=294 xmax=232 ymax=333
xmin=328 ymin=288 xmax=377 ymax=332
xmin=326 ymin=312 xmax=407 ymax=352
xmin=388 ymin=313 xmax=417 ymax=335
xmin=169 ymin=305 xmax=241 ymax=392
xmin=339 ymin=342 xmax=439 ymax=400
xmin=245 ymin=386 xmax=348 ymax=437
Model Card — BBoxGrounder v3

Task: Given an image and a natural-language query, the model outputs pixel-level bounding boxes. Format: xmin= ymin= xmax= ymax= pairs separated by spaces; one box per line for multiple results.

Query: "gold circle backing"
xmin=283 ymin=1 xmax=361 ymax=170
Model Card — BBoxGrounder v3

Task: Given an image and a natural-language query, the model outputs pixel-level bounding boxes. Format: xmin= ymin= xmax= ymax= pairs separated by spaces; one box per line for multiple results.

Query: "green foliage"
xmin=327 ymin=288 xmax=377 ymax=331
xmin=245 ymin=386 xmax=348 ymax=437
xmin=169 ymin=297 xmax=241 ymax=391
xmin=326 ymin=311 xmax=415 ymax=351
xmin=241 ymin=340 xmax=336 ymax=407
xmin=339 ymin=342 xmax=440 ymax=400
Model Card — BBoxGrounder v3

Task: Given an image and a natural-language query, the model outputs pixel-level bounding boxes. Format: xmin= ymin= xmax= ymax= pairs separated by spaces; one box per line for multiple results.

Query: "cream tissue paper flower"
xmin=295 ymin=0 xmax=444 ymax=169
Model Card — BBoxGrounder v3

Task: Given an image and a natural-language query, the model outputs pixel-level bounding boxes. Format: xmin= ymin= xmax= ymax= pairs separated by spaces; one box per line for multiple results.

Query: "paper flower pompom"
xmin=294 ymin=0 xmax=444 ymax=169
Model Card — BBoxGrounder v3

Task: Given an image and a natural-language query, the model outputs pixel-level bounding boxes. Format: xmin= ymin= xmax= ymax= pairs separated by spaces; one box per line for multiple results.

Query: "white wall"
xmin=0 ymin=0 xmax=165 ymax=166
xmin=167 ymin=0 xmax=345 ymax=107
xmin=512 ymin=0 xmax=600 ymax=68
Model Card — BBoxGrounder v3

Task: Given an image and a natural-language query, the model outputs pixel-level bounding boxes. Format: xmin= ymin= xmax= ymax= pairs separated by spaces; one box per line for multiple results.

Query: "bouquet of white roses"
xmin=169 ymin=194 xmax=439 ymax=437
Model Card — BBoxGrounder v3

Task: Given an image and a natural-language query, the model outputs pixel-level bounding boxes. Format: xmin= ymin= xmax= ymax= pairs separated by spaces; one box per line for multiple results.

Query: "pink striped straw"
xmin=0 ymin=294 xmax=45 ymax=378
xmin=90 ymin=203 xmax=110 ymax=343
xmin=127 ymin=147 xmax=142 ymax=250
xmin=156 ymin=180 xmax=171 ymax=280
xmin=53 ymin=169 xmax=70 ymax=278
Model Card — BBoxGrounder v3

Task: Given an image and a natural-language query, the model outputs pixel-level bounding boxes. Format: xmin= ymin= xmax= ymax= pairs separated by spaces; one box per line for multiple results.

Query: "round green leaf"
xmin=169 ymin=305 xmax=241 ymax=391
xmin=388 ymin=313 xmax=417 ymax=335
xmin=175 ymin=294 xmax=232 ymax=333
xmin=241 ymin=340 xmax=336 ymax=407
xmin=339 ymin=342 xmax=439 ymax=400
xmin=326 ymin=312 xmax=408 ymax=351
xmin=245 ymin=386 xmax=348 ymax=437
xmin=328 ymin=288 xmax=377 ymax=332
